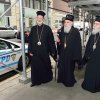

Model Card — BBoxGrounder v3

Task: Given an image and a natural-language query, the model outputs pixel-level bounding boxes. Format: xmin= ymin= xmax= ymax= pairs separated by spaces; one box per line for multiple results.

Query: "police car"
xmin=0 ymin=38 xmax=30 ymax=75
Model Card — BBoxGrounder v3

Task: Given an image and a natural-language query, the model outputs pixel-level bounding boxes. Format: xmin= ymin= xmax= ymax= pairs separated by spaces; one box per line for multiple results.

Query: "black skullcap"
xmin=65 ymin=14 xmax=74 ymax=21
xmin=36 ymin=11 xmax=45 ymax=17
xmin=95 ymin=16 xmax=100 ymax=22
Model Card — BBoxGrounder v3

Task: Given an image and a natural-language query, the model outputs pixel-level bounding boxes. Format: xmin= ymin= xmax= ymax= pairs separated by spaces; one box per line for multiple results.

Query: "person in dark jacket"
xmin=28 ymin=11 xmax=57 ymax=87
xmin=57 ymin=14 xmax=82 ymax=87
xmin=81 ymin=16 xmax=100 ymax=93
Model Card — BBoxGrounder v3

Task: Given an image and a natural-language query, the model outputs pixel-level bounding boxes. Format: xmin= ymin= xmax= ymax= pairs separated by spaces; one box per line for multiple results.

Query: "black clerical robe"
xmin=82 ymin=33 xmax=100 ymax=93
xmin=57 ymin=26 xmax=82 ymax=87
xmin=28 ymin=24 xmax=57 ymax=85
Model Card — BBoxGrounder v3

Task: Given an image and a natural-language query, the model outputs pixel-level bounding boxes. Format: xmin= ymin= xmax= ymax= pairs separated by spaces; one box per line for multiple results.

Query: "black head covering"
xmin=65 ymin=14 xmax=74 ymax=21
xmin=36 ymin=11 xmax=45 ymax=17
xmin=95 ymin=16 xmax=100 ymax=22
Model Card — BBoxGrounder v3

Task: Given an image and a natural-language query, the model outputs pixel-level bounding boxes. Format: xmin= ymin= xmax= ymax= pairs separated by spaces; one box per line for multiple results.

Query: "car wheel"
xmin=18 ymin=54 xmax=30 ymax=71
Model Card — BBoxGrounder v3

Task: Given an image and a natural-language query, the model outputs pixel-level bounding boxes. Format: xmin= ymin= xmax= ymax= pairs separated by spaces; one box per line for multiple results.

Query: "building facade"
xmin=0 ymin=0 xmax=70 ymax=30
xmin=50 ymin=0 xmax=70 ymax=29
xmin=0 ymin=0 xmax=11 ymax=26
xmin=10 ymin=0 xmax=46 ymax=30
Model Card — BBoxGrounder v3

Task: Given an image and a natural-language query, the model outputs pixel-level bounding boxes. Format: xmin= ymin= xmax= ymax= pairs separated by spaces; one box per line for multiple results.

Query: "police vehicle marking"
xmin=0 ymin=61 xmax=18 ymax=69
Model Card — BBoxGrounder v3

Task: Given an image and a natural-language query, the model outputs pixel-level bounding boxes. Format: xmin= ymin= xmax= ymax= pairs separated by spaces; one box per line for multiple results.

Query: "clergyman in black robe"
xmin=82 ymin=16 xmax=100 ymax=93
xmin=28 ymin=11 xmax=57 ymax=87
xmin=57 ymin=14 xmax=82 ymax=87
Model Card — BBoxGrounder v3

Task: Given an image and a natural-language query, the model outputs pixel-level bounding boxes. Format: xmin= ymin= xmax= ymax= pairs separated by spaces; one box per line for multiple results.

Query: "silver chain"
xmin=37 ymin=24 xmax=44 ymax=42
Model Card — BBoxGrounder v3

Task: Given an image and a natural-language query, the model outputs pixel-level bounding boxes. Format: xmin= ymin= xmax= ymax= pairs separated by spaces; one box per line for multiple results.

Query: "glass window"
xmin=10 ymin=43 xmax=19 ymax=48
xmin=5 ymin=0 xmax=10 ymax=2
xmin=25 ymin=0 xmax=31 ymax=8
xmin=32 ymin=0 xmax=46 ymax=10
xmin=29 ymin=18 xmax=33 ymax=28
xmin=0 ymin=40 xmax=9 ymax=50
xmin=40 ymin=0 xmax=45 ymax=10
xmin=0 ymin=40 xmax=19 ymax=50
xmin=32 ymin=0 xmax=35 ymax=8
xmin=34 ymin=0 xmax=40 ymax=9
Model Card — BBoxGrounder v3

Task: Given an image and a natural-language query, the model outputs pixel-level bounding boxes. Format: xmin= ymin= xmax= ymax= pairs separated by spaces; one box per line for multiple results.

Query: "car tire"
xmin=18 ymin=54 xmax=30 ymax=71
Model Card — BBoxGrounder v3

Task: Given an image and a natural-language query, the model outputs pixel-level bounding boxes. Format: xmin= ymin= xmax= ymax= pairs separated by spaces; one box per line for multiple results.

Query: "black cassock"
xmin=28 ymin=24 xmax=57 ymax=85
xmin=57 ymin=26 xmax=82 ymax=87
xmin=82 ymin=33 xmax=100 ymax=93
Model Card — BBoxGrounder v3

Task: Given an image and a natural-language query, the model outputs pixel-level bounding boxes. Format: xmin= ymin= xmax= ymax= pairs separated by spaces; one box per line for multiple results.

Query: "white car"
xmin=0 ymin=38 xmax=30 ymax=75
xmin=0 ymin=27 xmax=18 ymax=38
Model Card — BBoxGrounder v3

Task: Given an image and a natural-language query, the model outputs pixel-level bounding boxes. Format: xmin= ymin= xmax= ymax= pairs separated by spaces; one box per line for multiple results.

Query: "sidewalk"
xmin=0 ymin=62 xmax=100 ymax=100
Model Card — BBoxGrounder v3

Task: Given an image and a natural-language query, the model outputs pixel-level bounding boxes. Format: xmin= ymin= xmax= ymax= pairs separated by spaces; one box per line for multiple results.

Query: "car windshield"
xmin=0 ymin=27 xmax=14 ymax=30
xmin=0 ymin=40 xmax=9 ymax=50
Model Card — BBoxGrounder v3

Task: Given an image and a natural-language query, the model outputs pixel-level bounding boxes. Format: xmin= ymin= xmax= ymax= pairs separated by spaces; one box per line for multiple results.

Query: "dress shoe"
xmin=30 ymin=84 xmax=35 ymax=87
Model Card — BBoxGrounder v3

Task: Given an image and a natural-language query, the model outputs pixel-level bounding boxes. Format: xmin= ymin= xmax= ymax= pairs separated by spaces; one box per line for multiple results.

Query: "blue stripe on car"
xmin=0 ymin=61 xmax=18 ymax=69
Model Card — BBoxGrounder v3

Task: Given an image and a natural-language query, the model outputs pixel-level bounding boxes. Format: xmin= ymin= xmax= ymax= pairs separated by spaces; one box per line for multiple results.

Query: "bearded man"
xmin=28 ymin=11 xmax=57 ymax=87
xmin=57 ymin=14 xmax=82 ymax=87
xmin=81 ymin=16 xmax=100 ymax=93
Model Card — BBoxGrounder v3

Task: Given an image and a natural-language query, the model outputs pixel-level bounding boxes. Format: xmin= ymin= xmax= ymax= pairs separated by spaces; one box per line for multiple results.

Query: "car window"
xmin=0 ymin=40 xmax=20 ymax=50
xmin=0 ymin=27 xmax=7 ymax=30
xmin=10 ymin=43 xmax=19 ymax=48
xmin=0 ymin=40 xmax=9 ymax=50
xmin=6 ymin=27 xmax=14 ymax=30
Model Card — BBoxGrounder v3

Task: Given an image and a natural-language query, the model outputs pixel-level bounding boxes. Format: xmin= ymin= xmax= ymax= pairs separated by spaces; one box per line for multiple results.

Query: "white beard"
xmin=92 ymin=28 xmax=100 ymax=35
xmin=64 ymin=26 xmax=71 ymax=33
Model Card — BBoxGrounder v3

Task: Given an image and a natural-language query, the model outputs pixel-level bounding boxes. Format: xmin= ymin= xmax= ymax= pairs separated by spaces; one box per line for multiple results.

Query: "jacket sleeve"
xmin=47 ymin=27 xmax=57 ymax=60
xmin=82 ymin=35 xmax=92 ymax=65
xmin=57 ymin=29 xmax=61 ymax=55
xmin=73 ymin=28 xmax=82 ymax=63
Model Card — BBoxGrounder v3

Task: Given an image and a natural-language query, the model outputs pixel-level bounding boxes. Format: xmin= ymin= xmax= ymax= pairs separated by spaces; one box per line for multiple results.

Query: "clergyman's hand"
xmin=29 ymin=53 xmax=33 ymax=56
xmin=78 ymin=65 xmax=83 ymax=70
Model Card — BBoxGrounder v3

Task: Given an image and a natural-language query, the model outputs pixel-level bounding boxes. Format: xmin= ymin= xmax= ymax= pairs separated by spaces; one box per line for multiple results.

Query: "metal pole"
xmin=19 ymin=0 xmax=27 ymax=80
xmin=0 ymin=0 xmax=19 ymax=18
xmin=88 ymin=12 xmax=92 ymax=36
xmin=45 ymin=0 xmax=49 ymax=25
xmin=83 ymin=11 xmax=85 ymax=46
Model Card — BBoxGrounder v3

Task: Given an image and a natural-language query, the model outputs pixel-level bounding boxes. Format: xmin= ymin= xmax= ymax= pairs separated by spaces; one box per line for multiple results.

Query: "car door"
xmin=6 ymin=27 xmax=15 ymax=38
xmin=0 ymin=27 xmax=7 ymax=38
xmin=0 ymin=40 xmax=21 ymax=75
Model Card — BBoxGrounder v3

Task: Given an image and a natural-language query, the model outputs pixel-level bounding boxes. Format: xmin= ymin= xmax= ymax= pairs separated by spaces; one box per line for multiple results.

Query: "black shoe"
xmin=30 ymin=84 xmax=35 ymax=87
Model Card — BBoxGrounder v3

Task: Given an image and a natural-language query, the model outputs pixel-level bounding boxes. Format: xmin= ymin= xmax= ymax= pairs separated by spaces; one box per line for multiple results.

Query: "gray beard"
xmin=37 ymin=21 xmax=43 ymax=26
xmin=64 ymin=27 xmax=71 ymax=33
xmin=92 ymin=29 xmax=100 ymax=35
